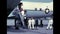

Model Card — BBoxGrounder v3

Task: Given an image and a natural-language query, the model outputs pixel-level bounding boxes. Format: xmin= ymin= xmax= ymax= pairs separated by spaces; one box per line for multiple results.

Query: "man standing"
xmin=28 ymin=18 xmax=32 ymax=29
xmin=28 ymin=17 xmax=35 ymax=29
xmin=46 ymin=18 xmax=53 ymax=30
xmin=13 ymin=2 xmax=25 ymax=29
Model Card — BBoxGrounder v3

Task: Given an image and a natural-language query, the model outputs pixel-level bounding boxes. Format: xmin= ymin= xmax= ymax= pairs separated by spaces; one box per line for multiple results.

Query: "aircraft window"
xmin=45 ymin=8 xmax=50 ymax=14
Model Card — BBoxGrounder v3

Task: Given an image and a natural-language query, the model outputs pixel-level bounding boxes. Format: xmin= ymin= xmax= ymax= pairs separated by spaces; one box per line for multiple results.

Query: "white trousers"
xmin=21 ymin=11 xmax=25 ymax=16
xmin=47 ymin=19 xmax=53 ymax=29
xmin=28 ymin=19 xmax=35 ymax=29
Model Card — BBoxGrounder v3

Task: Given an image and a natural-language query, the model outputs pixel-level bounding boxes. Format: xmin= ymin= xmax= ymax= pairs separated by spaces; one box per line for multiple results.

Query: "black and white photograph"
xmin=7 ymin=0 xmax=53 ymax=34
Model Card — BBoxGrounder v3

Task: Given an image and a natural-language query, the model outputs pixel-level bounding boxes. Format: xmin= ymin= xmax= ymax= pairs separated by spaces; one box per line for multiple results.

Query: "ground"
xmin=7 ymin=25 xmax=53 ymax=34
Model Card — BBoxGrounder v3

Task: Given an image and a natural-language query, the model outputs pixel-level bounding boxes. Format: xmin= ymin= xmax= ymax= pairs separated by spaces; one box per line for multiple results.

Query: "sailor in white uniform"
xmin=28 ymin=17 xmax=35 ymax=29
xmin=47 ymin=18 xmax=53 ymax=30
xmin=28 ymin=18 xmax=32 ymax=29
xmin=31 ymin=18 xmax=35 ymax=29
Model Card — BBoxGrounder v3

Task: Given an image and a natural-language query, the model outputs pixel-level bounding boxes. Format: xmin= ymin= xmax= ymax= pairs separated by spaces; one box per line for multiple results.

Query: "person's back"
xmin=31 ymin=18 xmax=35 ymax=29
xmin=28 ymin=19 xmax=31 ymax=24
xmin=13 ymin=2 xmax=25 ymax=28
xmin=31 ymin=19 xmax=35 ymax=24
xmin=12 ymin=5 xmax=21 ymax=18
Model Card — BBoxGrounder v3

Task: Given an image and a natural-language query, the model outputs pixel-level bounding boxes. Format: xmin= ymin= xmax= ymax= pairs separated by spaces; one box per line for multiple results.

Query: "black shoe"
xmin=32 ymin=29 xmax=34 ymax=30
xmin=15 ymin=27 xmax=19 ymax=30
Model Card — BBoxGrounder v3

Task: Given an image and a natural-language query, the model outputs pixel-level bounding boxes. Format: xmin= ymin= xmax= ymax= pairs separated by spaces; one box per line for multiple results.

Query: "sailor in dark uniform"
xmin=28 ymin=17 xmax=35 ymax=29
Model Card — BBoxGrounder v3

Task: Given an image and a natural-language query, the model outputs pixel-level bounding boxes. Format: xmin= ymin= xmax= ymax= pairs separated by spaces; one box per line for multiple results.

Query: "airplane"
xmin=7 ymin=6 xmax=53 ymax=29
xmin=7 ymin=0 xmax=53 ymax=29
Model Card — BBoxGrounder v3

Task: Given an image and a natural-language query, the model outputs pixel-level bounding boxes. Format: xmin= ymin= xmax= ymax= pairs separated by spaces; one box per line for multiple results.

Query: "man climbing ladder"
xmin=12 ymin=2 xmax=26 ymax=29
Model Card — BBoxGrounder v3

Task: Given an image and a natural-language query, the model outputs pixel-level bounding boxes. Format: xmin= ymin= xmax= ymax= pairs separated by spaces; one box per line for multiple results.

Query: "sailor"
xmin=35 ymin=19 xmax=38 ymax=29
xmin=28 ymin=18 xmax=32 ymax=29
xmin=24 ymin=10 xmax=28 ymax=28
xmin=31 ymin=17 xmax=35 ymax=29
xmin=46 ymin=18 xmax=53 ymax=30
xmin=28 ymin=17 xmax=35 ymax=29
xmin=12 ymin=2 xmax=25 ymax=28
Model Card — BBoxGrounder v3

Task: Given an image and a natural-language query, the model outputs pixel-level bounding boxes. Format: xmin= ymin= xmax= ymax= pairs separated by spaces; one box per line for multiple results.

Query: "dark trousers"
xmin=24 ymin=18 xmax=28 ymax=28
xmin=35 ymin=19 xmax=38 ymax=28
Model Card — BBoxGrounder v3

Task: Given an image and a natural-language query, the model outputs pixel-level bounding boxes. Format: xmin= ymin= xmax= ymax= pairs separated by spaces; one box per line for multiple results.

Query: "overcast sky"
xmin=7 ymin=0 xmax=53 ymax=10
xmin=22 ymin=0 xmax=53 ymax=3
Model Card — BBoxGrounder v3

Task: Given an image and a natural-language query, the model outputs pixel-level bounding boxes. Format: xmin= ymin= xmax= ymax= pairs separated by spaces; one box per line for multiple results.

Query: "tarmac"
xmin=7 ymin=25 xmax=53 ymax=34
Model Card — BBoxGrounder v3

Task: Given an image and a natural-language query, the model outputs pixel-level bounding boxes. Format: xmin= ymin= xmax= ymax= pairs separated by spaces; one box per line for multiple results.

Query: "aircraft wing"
xmin=26 ymin=10 xmax=53 ymax=18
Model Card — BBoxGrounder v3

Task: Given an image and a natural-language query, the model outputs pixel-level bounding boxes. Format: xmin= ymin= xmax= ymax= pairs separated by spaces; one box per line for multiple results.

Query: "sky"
xmin=22 ymin=0 xmax=53 ymax=3
xmin=22 ymin=0 xmax=53 ymax=11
